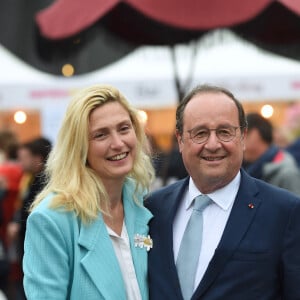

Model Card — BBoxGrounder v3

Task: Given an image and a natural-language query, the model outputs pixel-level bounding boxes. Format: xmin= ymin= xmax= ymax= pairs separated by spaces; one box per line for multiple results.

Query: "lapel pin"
xmin=248 ymin=203 xmax=254 ymax=209
xmin=134 ymin=234 xmax=153 ymax=251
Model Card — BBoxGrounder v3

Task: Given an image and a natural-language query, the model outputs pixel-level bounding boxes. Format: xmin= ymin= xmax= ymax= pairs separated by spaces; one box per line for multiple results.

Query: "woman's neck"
xmin=102 ymin=179 xmax=125 ymax=236
xmin=103 ymin=199 xmax=124 ymax=236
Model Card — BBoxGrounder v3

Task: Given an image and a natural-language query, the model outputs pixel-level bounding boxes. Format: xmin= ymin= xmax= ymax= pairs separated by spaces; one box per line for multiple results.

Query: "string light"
xmin=137 ymin=110 xmax=148 ymax=125
xmin=261 ymin=104 xmax=274 ymax=118
xmin=14 ymin=110 xmax=27 ymax=124
xmin=62 ymin=64 xmax=75 ymax=77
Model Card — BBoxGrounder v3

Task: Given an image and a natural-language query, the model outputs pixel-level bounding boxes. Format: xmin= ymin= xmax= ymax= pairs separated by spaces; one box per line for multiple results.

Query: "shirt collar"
xmin=186 ymin=171 xmax=241 ymax=211
xmin=106 ymin=221 xmax=127 ymax=239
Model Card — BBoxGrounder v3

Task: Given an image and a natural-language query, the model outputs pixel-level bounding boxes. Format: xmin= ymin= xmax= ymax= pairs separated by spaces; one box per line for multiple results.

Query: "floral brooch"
xmin=134 ymin=234 xmax=153 ymax=251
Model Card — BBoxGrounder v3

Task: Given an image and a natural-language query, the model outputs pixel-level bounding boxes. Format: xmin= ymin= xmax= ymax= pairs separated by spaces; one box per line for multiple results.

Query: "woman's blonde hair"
xmin=31 ymin=84 xmax=154 ymax=223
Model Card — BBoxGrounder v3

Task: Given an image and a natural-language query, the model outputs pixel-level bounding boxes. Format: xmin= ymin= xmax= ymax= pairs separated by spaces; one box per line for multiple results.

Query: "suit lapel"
xmin=78 ymin=215 xmax=126 ymax=300
xmin=158 ymin=179 xmax=190 ymax=299
xmin=194 ymin=171 xmax=262 ymax=298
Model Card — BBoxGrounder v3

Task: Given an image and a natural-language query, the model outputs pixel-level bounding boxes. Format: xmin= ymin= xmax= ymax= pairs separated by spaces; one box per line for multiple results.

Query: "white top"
xmin=107 ymin=223 xmax=142 ymax=300
xmin=173 ymin=172 xmax=241 ymax=291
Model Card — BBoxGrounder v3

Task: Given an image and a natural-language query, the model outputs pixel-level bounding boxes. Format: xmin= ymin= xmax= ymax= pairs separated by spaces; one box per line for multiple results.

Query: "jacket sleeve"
xmin=282 ymin=199 xmax=300 ymax=299
xmin=23 ymin=209 xmax=71 ymax=299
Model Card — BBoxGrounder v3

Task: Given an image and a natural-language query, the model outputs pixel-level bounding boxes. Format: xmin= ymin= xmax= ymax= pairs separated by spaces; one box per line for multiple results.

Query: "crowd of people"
xmin=0 ymin=83 xmax=300 ymax=299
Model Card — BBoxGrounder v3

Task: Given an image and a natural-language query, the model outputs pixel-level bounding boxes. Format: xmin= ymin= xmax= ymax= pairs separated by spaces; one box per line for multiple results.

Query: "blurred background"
xmin=1 ymin=0 xmax=300 ymax=151
xmin=2 ymin=2 xmax=300 ymax=298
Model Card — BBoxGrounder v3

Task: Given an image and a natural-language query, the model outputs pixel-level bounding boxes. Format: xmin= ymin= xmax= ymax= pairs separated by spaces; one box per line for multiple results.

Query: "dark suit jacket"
xmin=145 ymin=169 xmax=300 ymax=300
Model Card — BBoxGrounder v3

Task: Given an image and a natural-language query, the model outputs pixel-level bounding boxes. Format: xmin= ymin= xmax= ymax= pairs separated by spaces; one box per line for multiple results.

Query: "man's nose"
xmin=204 ymin=130 xmax=221 ymax=149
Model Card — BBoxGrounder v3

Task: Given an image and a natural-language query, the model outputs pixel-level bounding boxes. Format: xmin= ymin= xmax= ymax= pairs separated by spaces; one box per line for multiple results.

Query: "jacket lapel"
xmin=194 ymin=171 xmax=262 ymax=298
xmin=122 ymin=182 xmax=153 ymax=300
xmin=157 ymin=179 xmax=190 ymax=299
xmin=78 ymin=215 xmax=126 ymax=300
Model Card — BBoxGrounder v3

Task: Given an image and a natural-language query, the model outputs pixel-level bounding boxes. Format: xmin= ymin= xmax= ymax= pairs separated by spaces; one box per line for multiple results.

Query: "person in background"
xmin=151 ymin=135 xmax=188 ymax=190
xmin=23 ymin=85 xmax=154 ymax=300
xmin=286 ymin=137 xmax=300 ymax=168
xmin=243 ymin=112 xmax=300 ymax=196
xmin=7 ymin=137 xmax=52 ymax=259
xmin=273 ymin=126 xmax=291 ymax=149
xmin=159 ymin=136 xmax=188 ymax=186
xmin=7 ymin=137 xmax=51 ymax=300
xmin=147 ymin=134 xmax=166 ymax=191
xmin=145 ymin=84 xmax=300 ymax=300
xmin=0 ymin=130 xmax=23 ymax=298
xmin=0 ymin=130 xmax=22 ymax=246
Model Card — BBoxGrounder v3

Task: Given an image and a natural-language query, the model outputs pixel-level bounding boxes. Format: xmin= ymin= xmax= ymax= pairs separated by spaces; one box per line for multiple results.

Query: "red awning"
xmin=36 ymin=0 xmax=300 ymax=40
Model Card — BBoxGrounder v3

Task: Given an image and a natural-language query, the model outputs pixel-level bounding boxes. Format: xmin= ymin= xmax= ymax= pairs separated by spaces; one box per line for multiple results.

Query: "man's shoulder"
xmin=241 ymin=169 xmax=300 ymax=201
xmin=149 ymin=178 xmax=187 ymax=198
xmin=250 ymin=173 xmax=300 ymax=206
xmin=145 ymin=178 xmax=188 ymax=210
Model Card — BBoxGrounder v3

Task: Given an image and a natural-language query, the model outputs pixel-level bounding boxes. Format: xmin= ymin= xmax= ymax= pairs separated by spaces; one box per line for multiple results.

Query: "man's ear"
xmin=175 ymin=130 xmax=182 ymax=144
xmin=175 ymin=130 xmax=184 ymax=153
xmin=241 ymin=127 xmax=248 ymax=140
xmin=241 ymin=128 xmax=247 ymax=151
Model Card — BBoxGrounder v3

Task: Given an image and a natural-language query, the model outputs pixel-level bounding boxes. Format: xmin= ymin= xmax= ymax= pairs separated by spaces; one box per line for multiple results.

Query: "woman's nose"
xmin=110 ymin=133 xmax=124 ymax=148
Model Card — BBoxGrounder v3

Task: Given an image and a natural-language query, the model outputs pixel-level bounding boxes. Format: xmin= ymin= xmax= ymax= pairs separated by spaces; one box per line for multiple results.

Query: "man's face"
xmin=176 ymin=92 xmax=246 ymax=193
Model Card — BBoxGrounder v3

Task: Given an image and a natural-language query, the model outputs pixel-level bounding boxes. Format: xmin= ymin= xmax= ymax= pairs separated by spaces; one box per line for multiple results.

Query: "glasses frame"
xmin=187 ymin=125 xmax=244 ymax=144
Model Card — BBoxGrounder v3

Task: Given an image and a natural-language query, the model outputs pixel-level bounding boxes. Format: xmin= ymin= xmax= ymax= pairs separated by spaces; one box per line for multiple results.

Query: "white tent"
xmin=79 ymin=30 xmax=300 ymax=103
xmin=1 ymin=30 xmax=300 ymax=141
xmin=2 ymin=32 xmax=300 ymax=108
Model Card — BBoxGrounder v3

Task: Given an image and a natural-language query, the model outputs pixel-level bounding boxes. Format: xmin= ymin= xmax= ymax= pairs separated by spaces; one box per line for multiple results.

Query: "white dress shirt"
xmin=107 ymin=223 xmax=142 ymax=300
xmin=173 ymin=172 xmax=241 ymax=291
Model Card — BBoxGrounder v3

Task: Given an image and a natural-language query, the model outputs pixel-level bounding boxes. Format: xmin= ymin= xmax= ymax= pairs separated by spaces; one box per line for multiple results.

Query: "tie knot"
xmin=193 ymin=195 xmax=212 ymax=212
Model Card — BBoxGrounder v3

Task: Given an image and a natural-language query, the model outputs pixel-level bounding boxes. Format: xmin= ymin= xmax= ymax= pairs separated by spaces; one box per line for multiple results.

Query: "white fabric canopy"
xmin=1 ymin=30 xmax=300 ymax=142
xmin=1 ymin=32 xmax=300 ymax=111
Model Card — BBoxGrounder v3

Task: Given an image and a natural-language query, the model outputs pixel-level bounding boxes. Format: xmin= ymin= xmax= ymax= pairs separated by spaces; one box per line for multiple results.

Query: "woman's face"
xmin=87 ymin=101 xmax=137 ymax=184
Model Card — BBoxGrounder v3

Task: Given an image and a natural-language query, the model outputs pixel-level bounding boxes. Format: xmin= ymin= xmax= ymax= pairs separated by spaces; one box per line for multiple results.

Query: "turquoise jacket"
xmin=23 ymin=179 xmax=153 ymax=300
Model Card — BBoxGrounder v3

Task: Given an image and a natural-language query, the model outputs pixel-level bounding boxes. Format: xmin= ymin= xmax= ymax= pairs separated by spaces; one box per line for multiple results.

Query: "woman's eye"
xmin=94 ymin=132 xmax=106 ymax=139
xmin=120 ymin=125 xmax=131 ymax=132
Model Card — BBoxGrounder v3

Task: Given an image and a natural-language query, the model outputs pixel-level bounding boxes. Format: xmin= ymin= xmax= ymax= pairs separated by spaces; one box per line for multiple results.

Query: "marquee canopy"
xmin=36 ymin=0 xmax=300 ymax=43
xmin=1 ymin=0 xmax=300 ymax=75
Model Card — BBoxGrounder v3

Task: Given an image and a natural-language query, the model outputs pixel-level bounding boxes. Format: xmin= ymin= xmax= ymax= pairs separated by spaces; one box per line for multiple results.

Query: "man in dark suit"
xmin=145 ymin=84 xmax=300 ymax=300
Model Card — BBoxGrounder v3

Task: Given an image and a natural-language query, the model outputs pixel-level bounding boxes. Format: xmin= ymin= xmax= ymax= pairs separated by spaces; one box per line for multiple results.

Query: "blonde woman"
xmin=23 ymin=85 xmax=155 ymax=300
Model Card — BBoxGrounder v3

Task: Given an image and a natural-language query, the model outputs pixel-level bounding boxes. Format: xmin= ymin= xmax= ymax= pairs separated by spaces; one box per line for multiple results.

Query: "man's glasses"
xmin=187 ymin=125 xmax=243 ymax=144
